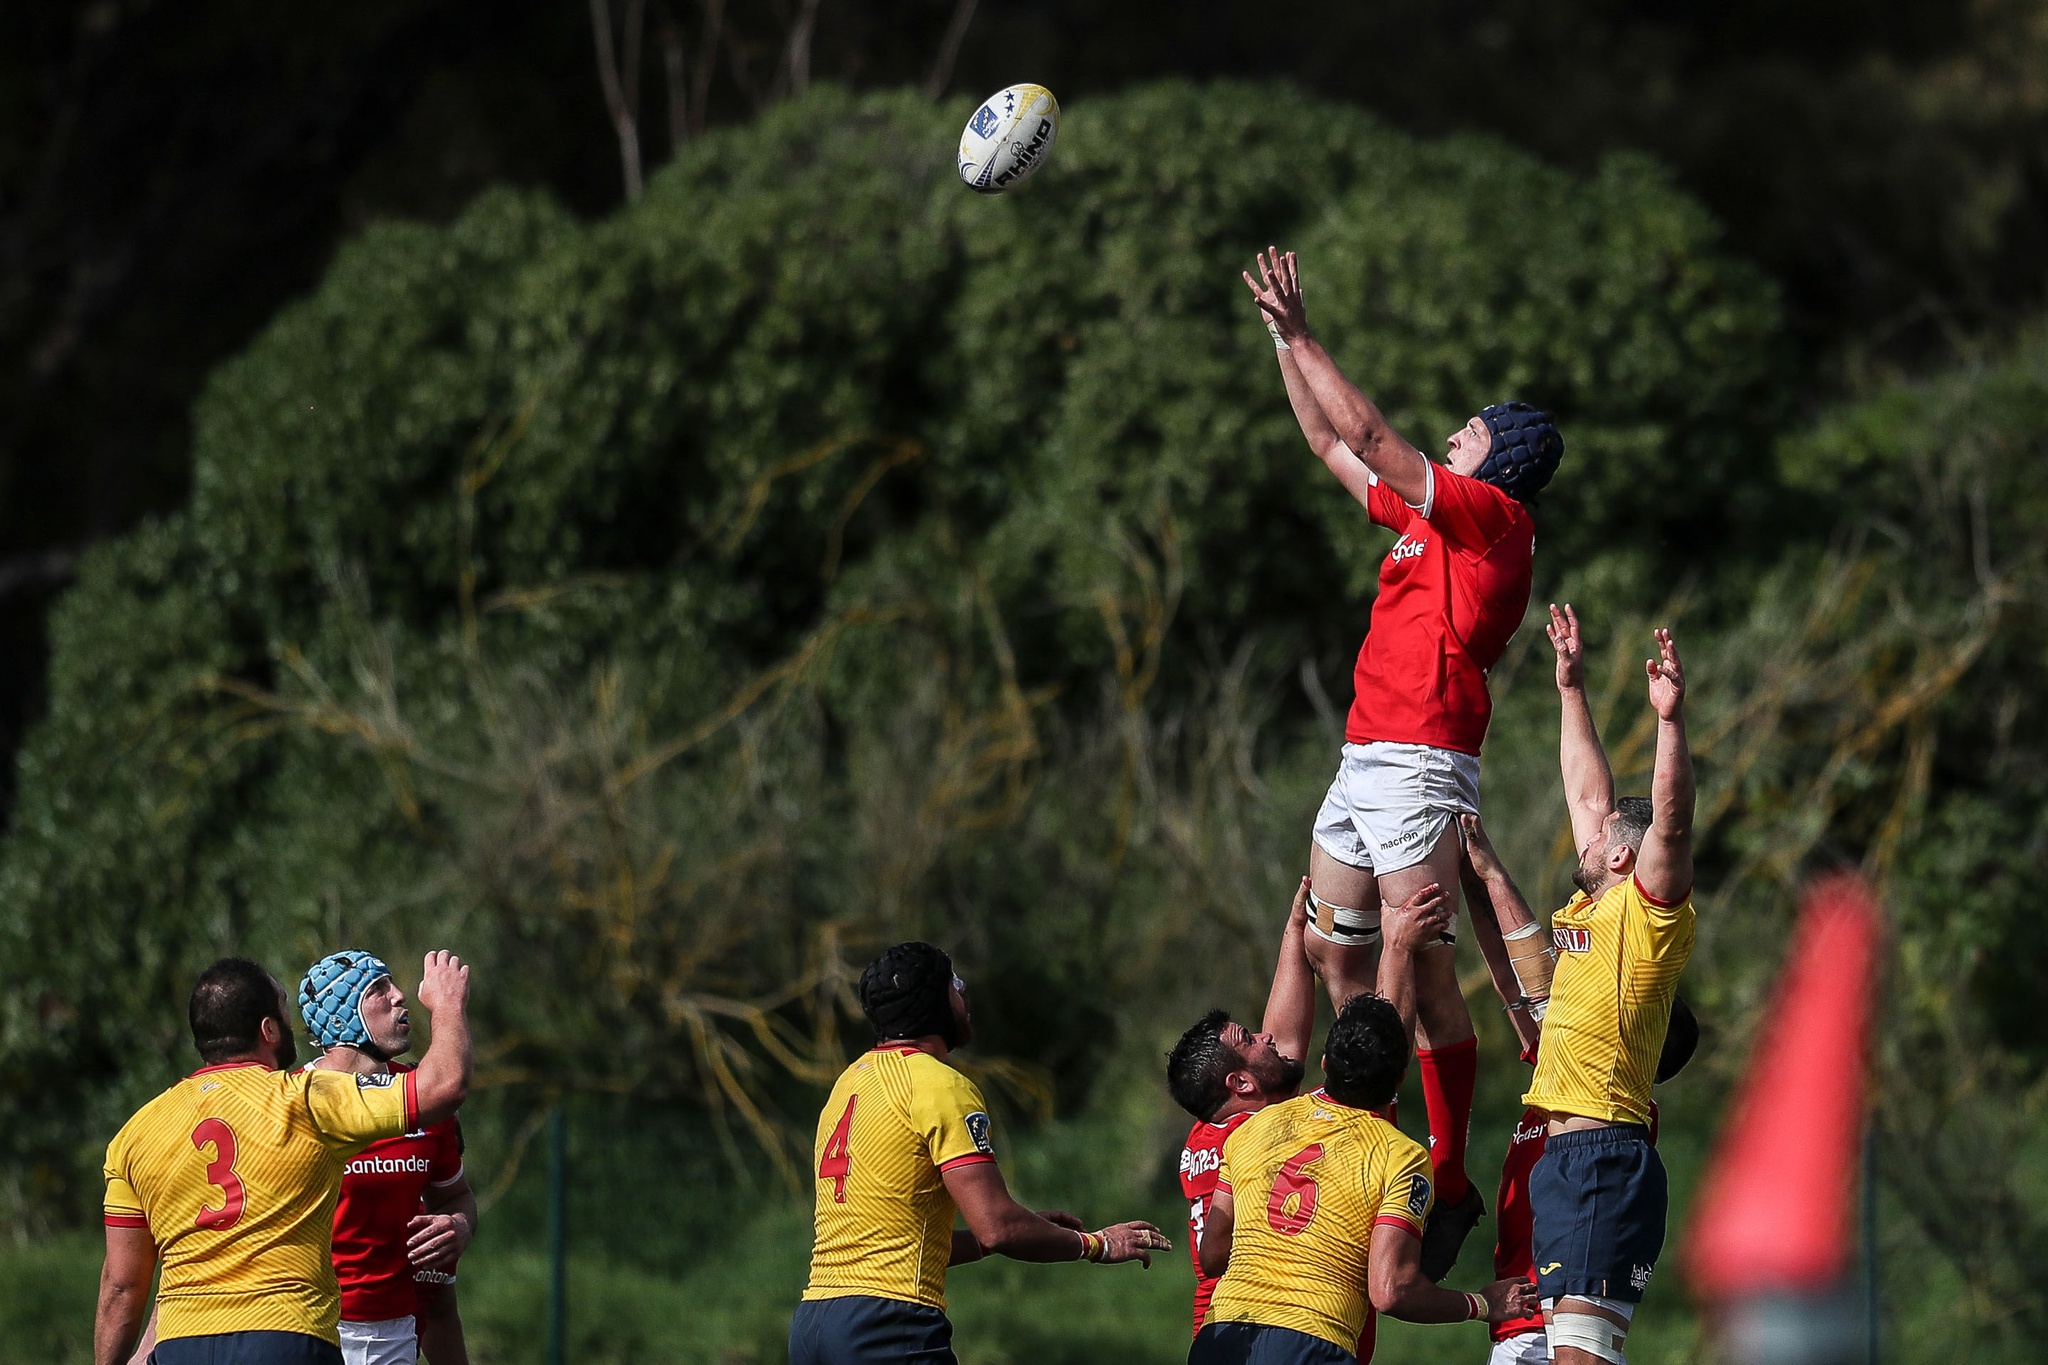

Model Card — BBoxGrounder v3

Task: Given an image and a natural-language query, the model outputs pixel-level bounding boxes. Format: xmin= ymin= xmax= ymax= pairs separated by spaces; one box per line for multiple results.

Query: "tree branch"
xmin=587 ymin=0 xmax=645 ymax=201
xmin=922 ymin=0 xmax=979 ymax=99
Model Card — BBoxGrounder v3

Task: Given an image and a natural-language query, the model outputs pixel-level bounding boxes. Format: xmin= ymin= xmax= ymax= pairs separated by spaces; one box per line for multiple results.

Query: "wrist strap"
xmin=1080 ymin=1231 xmax=1106 ymax=1262
xmin=1265 ymin=318 xmax=1291 ymax=351
xmin=1464 ymin=1291 xmax=1487 ymax=1321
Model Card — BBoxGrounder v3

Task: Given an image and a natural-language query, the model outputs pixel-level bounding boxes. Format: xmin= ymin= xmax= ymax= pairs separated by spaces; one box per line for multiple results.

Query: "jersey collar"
xmin=189 ymin=1061 xmax=271 ymax=1078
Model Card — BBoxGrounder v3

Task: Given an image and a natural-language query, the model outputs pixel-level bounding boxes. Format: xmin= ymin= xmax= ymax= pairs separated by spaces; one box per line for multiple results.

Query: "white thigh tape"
xmin=1548 ymin=1301 xmax=1631 ymax=1364
xmin=1307 ymin=891 xmax=1381 ymax=947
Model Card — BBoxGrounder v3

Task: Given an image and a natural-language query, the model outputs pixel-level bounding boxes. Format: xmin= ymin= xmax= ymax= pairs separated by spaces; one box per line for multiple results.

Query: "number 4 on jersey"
xmin=819 ymin=1095 xmax=858 ymax=1202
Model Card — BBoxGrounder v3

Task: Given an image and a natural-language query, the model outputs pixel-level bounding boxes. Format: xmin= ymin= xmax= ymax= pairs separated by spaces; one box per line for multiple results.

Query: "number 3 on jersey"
xmin=1266 ymin=1143 xmax=1323 ymax=1235
xmin=819 ymin=1095 xmax=858 ymax=1202
xmin=191 ymin=1117 xmax=246 ymax=1230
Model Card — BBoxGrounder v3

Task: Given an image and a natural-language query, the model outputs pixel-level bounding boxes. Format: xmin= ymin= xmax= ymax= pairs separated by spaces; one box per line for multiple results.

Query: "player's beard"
xmin=272 ymin=1023 xmax=299 ymax=1072
xmin=1571 ymin=843 xmax=1607 ymax=896
xmin=1255 ymin=1051 xmax=1307 ymax=1099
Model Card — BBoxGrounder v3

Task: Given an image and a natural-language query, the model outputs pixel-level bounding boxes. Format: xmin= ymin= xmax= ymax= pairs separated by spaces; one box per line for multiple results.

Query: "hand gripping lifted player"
xmin=1242 ymin=247 xmax=1565 ymax=1276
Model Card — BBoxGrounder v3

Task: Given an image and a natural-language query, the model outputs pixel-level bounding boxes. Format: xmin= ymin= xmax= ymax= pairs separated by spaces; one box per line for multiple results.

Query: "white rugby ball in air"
xmin=957 ymin=84 xmax=1060 ymax=194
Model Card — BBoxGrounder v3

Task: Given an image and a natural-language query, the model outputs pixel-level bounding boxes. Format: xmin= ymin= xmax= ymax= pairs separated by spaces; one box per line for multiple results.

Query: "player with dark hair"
xmin=94 ymin=952 xmax=472 ymax=1365
xmin=1516 ymin=605 xmax=1697 ymax=1364
xmin=791 ymin=942 xmax=1170 ymax=1365
xmin=1167 ymin=878 xmax=1319 ymax=1339
xmin=300 ymin=951 xmax=478 ymax=1365
xmin=1243 ymin=247 xmax=1565 ymax=1271
xmin=1459 ymin=813 xmax=1699 ymax=1365
xmin=1192 ymin=992 xmax=1538 ymax=1365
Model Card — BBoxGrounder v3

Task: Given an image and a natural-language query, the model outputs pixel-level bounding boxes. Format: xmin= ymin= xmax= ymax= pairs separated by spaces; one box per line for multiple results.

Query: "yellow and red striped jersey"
xmin=103 ymin=1061 xmax=416 ymax=1343
xmin=1206 ymin=1089 xmax=1433 ymax=1353
xmin=802 ymin=1046 xmax=997 ymax=1311
xmin=1524 ymin=874 xmax=1695 ymax=1126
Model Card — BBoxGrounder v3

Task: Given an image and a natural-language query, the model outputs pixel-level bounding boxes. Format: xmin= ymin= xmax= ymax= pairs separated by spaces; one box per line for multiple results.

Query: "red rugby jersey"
xmin=1348 ymin=465 xmax=1534 ymax=756
xmin=327 ymin=1063 xmax=465 ymax=1322
xmin=1181 ymin=1111 xmax=1254 ymax=1337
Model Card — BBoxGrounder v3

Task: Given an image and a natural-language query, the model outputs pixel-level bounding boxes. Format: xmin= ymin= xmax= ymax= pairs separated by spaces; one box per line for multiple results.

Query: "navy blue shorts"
xmin=150 ymin=1332 xmax=343 ymax=1365
xmin=789 ymin=1294 xmax=957 ymax=1365
xmin=1189 ymin=1322 xmax=1355 ymax=1365
xmin=1528 ymin=1124 xmax=1668 ymax=1303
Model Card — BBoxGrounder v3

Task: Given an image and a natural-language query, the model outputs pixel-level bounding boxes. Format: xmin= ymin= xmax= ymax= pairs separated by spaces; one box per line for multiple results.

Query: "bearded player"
xmin=94 ymin=953 xmax=471 ymax=1365
xmin=1459 ymin=812 xmax=1699 ymax=1365
xmin=1518 ymin=606 xmax=1696 ymax=1365
xmin=1243 ymin=247 xmax=1563 ymax=1272
xmin=792 ymin=942 xmax=1170 ymax=1365
xmin=300 ymin=951 xmax=478 ymax=1365
xmin=1193 ymin=991 xmax=1537 ymax=1365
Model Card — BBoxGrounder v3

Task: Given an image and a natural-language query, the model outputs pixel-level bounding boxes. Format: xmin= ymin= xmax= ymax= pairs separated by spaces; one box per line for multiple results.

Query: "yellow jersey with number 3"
xmin=1524 ymin=874 xmax=1695 ymax=1125
xmin=102 ymin=1062 xmax=416 ymax=1344
xmin=802 ymin=1045 xmax=997 ymax=1310
xmin=1205 ymin=1089 xmax=1434 ymax=1353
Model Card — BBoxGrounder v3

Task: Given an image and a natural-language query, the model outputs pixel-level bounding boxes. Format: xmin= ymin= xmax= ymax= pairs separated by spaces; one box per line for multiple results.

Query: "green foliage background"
xmin=5 ymin=83 xmax=2048 ymax=1361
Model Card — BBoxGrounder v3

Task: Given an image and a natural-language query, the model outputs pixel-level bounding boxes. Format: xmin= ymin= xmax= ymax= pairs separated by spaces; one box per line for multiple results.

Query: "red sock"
xmin=1417 ymin=1036 xmax=1478 ymax=1207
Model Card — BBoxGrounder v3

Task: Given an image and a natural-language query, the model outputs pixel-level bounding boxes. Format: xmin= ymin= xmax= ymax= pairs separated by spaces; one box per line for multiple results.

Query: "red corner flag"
xmin=1685 ymin=873 xmax=1882 ymax=1300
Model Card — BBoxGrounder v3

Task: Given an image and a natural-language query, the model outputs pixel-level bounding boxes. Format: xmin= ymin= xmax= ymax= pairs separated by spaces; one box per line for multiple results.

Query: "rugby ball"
xmin=957 ymin=84 xmax=1060 ymax=194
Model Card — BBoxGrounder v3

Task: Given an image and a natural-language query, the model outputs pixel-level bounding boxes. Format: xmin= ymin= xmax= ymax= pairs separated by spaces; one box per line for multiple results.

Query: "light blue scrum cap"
xmin=298 ymin=950 xmax=392 ymax=1049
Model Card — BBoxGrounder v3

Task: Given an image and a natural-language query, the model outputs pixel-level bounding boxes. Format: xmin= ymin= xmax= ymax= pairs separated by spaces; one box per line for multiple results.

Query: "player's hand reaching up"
xmin=1287 ymin=875 xmax=1311 ymax=933
xmin=1646 ymin=627 xmax=1685 ymax=720
xmin=1381 ymin=883 xmax=1451 ymax=956
xmin=1546 ymin=602 xmax=1586 ymax=692
xmin=1241 ymin=247 xmax=1309 ymax=346
xmin=1458 ymin=814 xmax=1505 ymax=883
xmin=417 ymin=951 xmax=469 ymax=1016
xmin=1095 ymin=1220 xmax=1172 ymax=1268
xmin=1480 ymin=1276 xmax=1543 ymax=1324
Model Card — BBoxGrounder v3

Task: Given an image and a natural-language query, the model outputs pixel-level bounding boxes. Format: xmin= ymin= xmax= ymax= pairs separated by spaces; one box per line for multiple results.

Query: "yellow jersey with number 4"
xmin=802 ymin=1045 xmax=997 ymax=1311
xmin=102 ymin=1062 xmax=416 ymax=1344
xmin=1206 ymin=1089 xmax=1434 ymax=1353
xmin=1524 ymin=874 xmax=1695 ymax=1125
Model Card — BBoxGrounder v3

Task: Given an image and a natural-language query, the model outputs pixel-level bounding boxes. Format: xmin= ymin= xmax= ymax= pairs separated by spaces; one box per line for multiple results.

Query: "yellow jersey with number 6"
xmin=1524 ymin=874 xmax=1695 ymax=1125
xmin=1206 ymin=1089 xmax=1433 ymax=1353
xmin=802 ymin=1046 xmax=997 ymax=1310
xmin=102 ymin=1061 xmax=416 ymax=1343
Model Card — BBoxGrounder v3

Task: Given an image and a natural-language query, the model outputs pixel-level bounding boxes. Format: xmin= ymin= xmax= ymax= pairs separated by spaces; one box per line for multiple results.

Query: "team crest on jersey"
xmin=965 ymin=1111 xmax=994 ymax=1155
xmin=356 ymin=1072 xmax=396 ymax=1089
xmin=1553 ymin=926 xmax=1592 ymax=954
xmin=1404 ymin=1173 xmax=1430 ymax=1219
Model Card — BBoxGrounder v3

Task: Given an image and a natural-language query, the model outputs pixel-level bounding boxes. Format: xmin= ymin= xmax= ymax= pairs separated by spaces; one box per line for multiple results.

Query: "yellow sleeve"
xmin=1215 ymin=1125 xmax=1239 ymax=1195
xmin=1374 ymin=1137 xmax=1433 ymax=1235
xmin=102 ymin=1132 xmax=148 ymax=1229
xmin=911 ymin=1066 xmax=996 ymax=1172
xmin=1630 ymin=874 xmax=1692 ymax=931
xmin=303 ymin=1068 xmax=416 ymax=1150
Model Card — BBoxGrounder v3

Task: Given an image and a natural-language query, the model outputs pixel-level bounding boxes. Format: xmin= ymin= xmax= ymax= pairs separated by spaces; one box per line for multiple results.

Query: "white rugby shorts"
xmin=339 ymin=1315 xmax=418 ymax=1365
xmin=1312 ymin=741 xmax=1480 ymax=876
xmin=1488 ymin=1330 xmax=1550 ymax=1365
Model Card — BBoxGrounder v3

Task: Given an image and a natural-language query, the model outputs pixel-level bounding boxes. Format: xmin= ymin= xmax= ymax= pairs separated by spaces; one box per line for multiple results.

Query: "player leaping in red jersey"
xmin=300 ymin=951 xmax=479 ymax=1365
xmin=1243 ymin=246 xmax=1564 ymax=1277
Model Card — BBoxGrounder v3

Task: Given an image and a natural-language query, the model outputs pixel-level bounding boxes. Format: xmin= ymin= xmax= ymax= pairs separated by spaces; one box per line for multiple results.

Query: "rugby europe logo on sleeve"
xmin=965 ymin=1111 xmax=995 ymax=1155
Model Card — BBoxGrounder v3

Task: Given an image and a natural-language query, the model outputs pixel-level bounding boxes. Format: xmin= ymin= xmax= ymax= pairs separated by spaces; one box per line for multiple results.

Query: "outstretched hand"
xmin=1382 ymin=882 xmax=1451 ymax=955
xmin=416 ymin=950 xmax=469 ymax=1016
xmin=1646 ymin=628 xmax=1685 ymax=720
xmin=1546 ymin=603 xmax=1585 ymax=692
xmin=1240 ymin=247 xmax=1309 ymax=345
xmin=1482 ymin=1277 xmax=1543 ymax=1324
xmin=1096 ymin=1220 xmax=1172 ymax=1268
xmin=1458 ymin=813 xmax=1505 ymax=882
xmin=1288 ymin=875 xmax=1311 ymax=932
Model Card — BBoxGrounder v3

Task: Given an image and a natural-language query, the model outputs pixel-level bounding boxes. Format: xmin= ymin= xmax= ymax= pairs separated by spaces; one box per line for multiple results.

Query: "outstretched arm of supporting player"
xmin=411 ymin=951 xmax=473 ymax=1128
xmin=1635 ymin=629 xmax=1695 ymax=905
xmin=1548 ymin=604 xmax=1616 ymax=853
xmin=1260 ymin=877 xmax=1319 ymax=1064
xmin=1197 ymin=1186 xmax=1234 ymax=1279
xmin=942 ymin=1160 xmax=1170 ymax=1266
xmin=1242 ymin=248 xmax=1432 ymax=507
xmin=1460 ymin=815 xmax=1548 ymax=1053
xmin=93 ymin=1224 xmax=155 ymax=1365
xmin=1376 ymin=883 xmax=1451 ymax=1038
xmin=1368 ymin=1223 xmax=1539 ymax=1324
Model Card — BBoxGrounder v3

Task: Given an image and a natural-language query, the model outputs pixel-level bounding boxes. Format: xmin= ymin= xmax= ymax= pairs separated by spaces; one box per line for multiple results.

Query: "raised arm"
xmin=411 ymin=952 xmax=472 ymax=1129
xmin=1242 ymin=248 xmax=1432 ymax=508
xmin=1260 ymin=877 xmax=1319 ymax=1064
xmin=1458 ymin=815 xmax=1545 ymax=1056
xmin=1548 ymin=603 xmax=1615 ymax=853
xmin=1633 ymin=629 xmax=1695 ymax=905
xmin=1375 ymin=883 xmax=1451 ymax=1039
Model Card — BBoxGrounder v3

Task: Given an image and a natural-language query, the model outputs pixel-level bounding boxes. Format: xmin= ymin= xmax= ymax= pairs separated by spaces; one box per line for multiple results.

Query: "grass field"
xmin=0 ymin=1057 xmax=2018 ymax=1364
